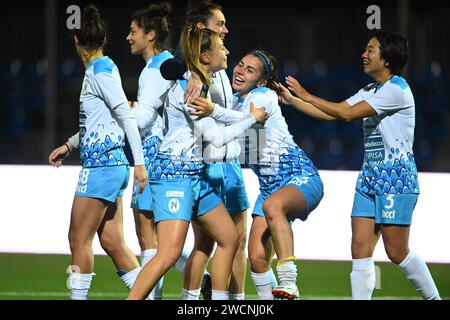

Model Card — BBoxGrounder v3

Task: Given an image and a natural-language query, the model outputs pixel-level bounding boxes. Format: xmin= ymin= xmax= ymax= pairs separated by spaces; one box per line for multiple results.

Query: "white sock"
xmin=140 ymin=249 xmax=164 ymax=300
xmin=251 ymin=271 xmax=275 ymax=300
xmin=172 ymin=246 xmax=191 ymax=274
xmin=268 ymin=268 xmax=278 ymax=288
xmin=399 ymin=251 xmax=441 ymax=300
xmin=212 ymin=290 xmax=229 ymax=300
xmin=67 ymin=272 xmax=94 ymax=300
xmin=276 ymin=258 xmax=297 ymax=285
xmin=119 ymin=267 xmax=141 ymax=290
xmin=230 ymin=292 xmax=245 ymax=300
xmin=350 ymin=257 xmax=376 ymax=300
xmin=140 ymin=248 xmax=157 ymax=266
xmin=182 ymin=288 xmax=201 ymax=300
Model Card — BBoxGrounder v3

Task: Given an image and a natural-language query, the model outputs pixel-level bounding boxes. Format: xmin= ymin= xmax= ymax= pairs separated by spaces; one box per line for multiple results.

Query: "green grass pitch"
xmin=0 ymin=253 xmax=448 ymax=300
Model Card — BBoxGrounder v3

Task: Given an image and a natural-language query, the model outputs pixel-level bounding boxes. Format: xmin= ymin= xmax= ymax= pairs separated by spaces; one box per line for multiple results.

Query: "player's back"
xmin=79 ymin=56 xmax=129 ymax=168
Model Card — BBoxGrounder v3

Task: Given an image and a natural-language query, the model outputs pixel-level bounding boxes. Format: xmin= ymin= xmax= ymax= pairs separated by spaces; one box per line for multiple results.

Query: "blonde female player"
xmin=128 ymin=27 xmax=267 ymax=300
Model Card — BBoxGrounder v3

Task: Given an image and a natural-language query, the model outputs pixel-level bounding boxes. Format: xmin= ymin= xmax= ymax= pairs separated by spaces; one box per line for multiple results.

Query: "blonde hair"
xmin=180 ymin=26 xmax=219 ymax=86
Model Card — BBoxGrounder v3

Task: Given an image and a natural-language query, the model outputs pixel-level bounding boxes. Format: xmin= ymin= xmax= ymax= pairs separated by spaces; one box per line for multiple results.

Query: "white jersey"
xmin=346 ymin=75 xmax=419 ymax=195
xmin=133 ymin=50 xmax=173 ymax=169
xmin=79 ymin=56 xmax=130 ymax=168
xmin=204 ymin=70 xmax=241 ymax=162
xmin=234 ymin=87 xmax=318 ymax=190
xmin=150 ymin=74 xmax=256 ymax=180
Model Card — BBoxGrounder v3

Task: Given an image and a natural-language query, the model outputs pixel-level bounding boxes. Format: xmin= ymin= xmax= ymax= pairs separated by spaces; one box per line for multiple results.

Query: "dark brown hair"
xmin=132 ymin=2 xmax=172 ymax=51
xmin=74 ymin=5 xmax=107 ymax=53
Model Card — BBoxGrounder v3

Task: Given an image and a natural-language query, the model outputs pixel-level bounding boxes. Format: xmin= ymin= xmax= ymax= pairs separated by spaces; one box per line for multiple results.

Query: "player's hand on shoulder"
xmin=189 ymin=96 xmax=214 ymax=117
xmin=249 ymin=102 xmax=268 ymax=123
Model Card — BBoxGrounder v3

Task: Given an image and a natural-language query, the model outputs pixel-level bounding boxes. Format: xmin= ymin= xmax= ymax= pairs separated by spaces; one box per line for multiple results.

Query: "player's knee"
xmin=68 ymin=232 xmax=92 ymax=253
xmin=248 ymin=254 xmax=270 ymax=273
xmin=164 ymin=247 xmax=184 ymax=267
xmin=385 ymin=245 xmax=408 ymax=264
xmin=351 ymin=238 xmax=373 ymax=259
xmin=216 ymin=228 xmax=239 ymax=252
xmin=99 ymin=234 xmax=123 ymax=255
xmin=262 ymin=201 xmax=283 ymax=223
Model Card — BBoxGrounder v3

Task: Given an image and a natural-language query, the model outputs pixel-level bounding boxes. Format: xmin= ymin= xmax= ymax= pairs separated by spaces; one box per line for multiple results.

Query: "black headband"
xmin=251 ymin=51 xmax=270 ymax=79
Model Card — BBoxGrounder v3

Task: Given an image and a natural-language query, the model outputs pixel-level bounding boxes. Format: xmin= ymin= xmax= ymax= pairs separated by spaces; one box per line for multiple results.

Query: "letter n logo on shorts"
xmin=168 ymin=198 xmax=180 ymax=213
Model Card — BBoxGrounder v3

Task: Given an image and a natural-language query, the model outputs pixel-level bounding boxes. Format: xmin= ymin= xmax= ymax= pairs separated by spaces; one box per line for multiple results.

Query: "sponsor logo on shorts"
xmin=168 ymin=198 xmax=180 ymax=213
xmin=287 ymin=176 xmax=309 ymax=187
xmin=166 ymin=191 xmax=185 ymax=198
xmin=77 ymin=184 xmax=87 ymax=193
xmin=382 ymin=209 xmax=396 ymax=219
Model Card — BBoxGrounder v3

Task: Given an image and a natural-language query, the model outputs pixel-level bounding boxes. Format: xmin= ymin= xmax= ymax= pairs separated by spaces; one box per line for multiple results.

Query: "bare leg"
xmin=248 ymin=216 xmax=276 ymax=299
xmin=184 ymin=222 xmax=214 ymax=291
xmin=248 ymin=216 xmax=274 ymax=273
xmin=351 ymin=217 xmax=381 ymax=259
xmin=195 ymin=203 xmax=239 ymax=292
xmin=263 ymin=185 xmax=307 ymax=260
xmin=128 ymin=220 xmax=189 ymax=300
xmin=68 ymin=196 xmax=108 ymax=273
xmin=229 ymin=210 xmax=248 ymax=295
xmin=97 ymin=197 xmax=139 ymax=272
xmin=133 ymin=209 xmax=158 ymax=251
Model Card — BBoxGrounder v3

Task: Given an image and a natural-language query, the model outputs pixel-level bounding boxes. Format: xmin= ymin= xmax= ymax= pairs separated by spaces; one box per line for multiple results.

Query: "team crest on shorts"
xmin=168 ymin=198 xmax=180 ymax=213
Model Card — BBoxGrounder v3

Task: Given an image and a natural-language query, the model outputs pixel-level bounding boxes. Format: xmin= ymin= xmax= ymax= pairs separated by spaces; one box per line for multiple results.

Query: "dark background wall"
xmin=1 ymin=0 xmax=449 ymax=171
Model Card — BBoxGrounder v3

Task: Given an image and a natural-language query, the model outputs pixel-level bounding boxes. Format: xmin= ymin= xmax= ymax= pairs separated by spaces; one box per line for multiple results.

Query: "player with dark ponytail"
xmin=49 ymin=5 xmax=147 ymax=299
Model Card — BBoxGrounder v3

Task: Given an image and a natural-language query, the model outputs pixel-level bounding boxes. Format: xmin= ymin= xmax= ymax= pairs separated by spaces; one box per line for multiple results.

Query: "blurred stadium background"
xmin=0 ymin=0 xmax=449 ymax=300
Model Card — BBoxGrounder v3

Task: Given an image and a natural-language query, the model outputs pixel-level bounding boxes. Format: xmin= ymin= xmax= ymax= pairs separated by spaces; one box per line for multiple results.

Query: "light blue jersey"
xmin=348 ymin=76 xmax=419 ymax=225
xmin=151 ymin=72 xmax=256 ymax=180
xmin=79 ymin=56 xmax=130 ymax=168
xmin=150 ymin=76 xmax=204 ymax=180
xmin=205 ymin=70 xmax=241 ymax=162
xmin=204 ymin=70 xmax=250 ymax=214
xmin=346 ymin=75 xmax=419 ymax=196
xmin=235 ymin=88 xmax=319 ymax=196
xmin=131 ymin=51 xmax=173 ymax=212
xmin=149 ymin=74 xmax=257 ymax=221
xmin=76 ymin=56 xmax=144 ymax=202
xmin=234 ymin=88 xmax=323 ymax=219
xmin=133 ymin=50 xmax=173 ymax=170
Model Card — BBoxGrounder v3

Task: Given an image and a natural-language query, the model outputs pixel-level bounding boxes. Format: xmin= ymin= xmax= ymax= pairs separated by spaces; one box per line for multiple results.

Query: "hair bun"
xmin=148 ymin=2 xmax=172 ymax=17
xmin=83 ymin=5 xmax=100 ymax=22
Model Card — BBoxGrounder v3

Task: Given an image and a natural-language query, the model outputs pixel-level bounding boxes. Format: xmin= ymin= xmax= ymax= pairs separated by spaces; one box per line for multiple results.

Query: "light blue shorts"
xmin=75 ymin=165 xmax=130 ymax=203
xmin=203 ymin=161 xmax=250 ymax=215
xmin=131 ymin=180 xmax=153 ymax=212
xmin=351 ymin=190 xmax=418 ymax=225
xmin=150 ymin=178 xmax=222 ymax=223
xmin=253 ymin=174 xmax=324 ymax=221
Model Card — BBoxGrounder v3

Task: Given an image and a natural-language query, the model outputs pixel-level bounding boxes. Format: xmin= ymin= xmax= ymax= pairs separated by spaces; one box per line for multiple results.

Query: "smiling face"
xmin=206 ymin=37 xmax=229 ymax=74
xmin=197 ymin=9 xmax=228 ymax=40
xmin=232 ymin=54 xmax=267 ymax=96
xmin=126 ymin=20 xmax=152 ymax=56
xmin=361 ymin=37 xmax=388 ymax=77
